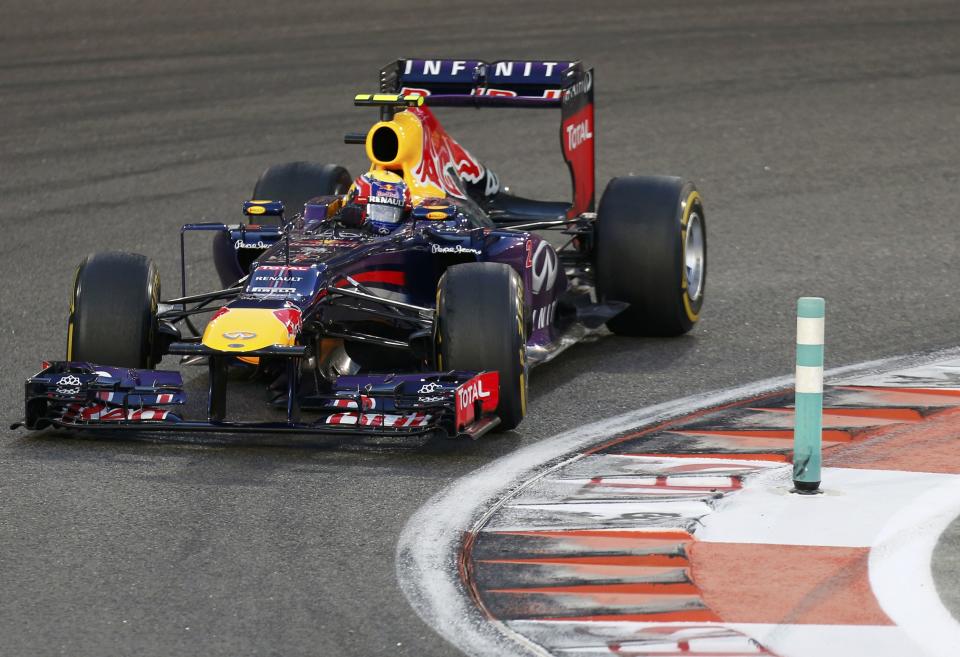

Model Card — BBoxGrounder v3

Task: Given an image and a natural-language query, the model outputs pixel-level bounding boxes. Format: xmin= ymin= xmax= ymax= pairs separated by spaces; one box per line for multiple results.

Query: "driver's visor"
xmin=367 ymin=203 xmax=403 ymax=225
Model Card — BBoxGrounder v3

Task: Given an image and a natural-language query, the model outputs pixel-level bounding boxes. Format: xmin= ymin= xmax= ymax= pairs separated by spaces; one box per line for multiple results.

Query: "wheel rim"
xmin=684 ymin=211 xmax=705 ymax=301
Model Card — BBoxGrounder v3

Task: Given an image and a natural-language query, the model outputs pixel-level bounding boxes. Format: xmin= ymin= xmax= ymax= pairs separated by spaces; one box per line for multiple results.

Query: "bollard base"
xmin=791 ymin=480 xmax=822 ymax=495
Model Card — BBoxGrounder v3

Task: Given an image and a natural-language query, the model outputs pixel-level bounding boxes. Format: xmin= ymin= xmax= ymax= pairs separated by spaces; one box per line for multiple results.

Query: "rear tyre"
xmin=596 ymin=176 xmax=706 ymax=336
xmin=435 ymin=263 xmax=527 ymax=431
xmin=68 ymin=252 xmax=161 ymax=368
xmin=252 ymin=162 xmax=352 ymax=223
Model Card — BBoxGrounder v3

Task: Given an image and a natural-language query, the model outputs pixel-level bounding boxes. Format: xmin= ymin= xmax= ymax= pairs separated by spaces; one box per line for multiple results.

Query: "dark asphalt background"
xmin=1 ymin=1 xmax=958 ymax=655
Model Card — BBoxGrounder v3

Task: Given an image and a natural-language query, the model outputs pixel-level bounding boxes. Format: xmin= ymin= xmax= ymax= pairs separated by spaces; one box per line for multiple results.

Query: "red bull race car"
xmin=15 ymin=59 xmax=707 ymax=440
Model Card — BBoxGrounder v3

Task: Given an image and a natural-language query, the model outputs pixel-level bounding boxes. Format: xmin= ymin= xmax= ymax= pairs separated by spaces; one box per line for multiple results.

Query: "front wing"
xmin=15 ymin=362 xmax=501 ymax=440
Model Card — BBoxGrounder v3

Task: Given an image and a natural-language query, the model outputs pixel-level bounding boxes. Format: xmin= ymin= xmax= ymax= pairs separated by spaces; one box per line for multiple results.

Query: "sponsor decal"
xmin=235 ymin=240 xmax=270 ymax=249
xmin=565 ymin=118 xmax=593 ymax=151
xmin=474 ymin=88 xmax=517 ymax=97
xmin=332 ymin=396 xmax=376 ymax=410
xmin=403 ymin=85 xmax=560 ymax=101
xmin=256 ymin=265 xmax=311 ymax=271
xmin=418 ymin=382 xmax=444 ymax=394
xmin=247 ymin=266 xmax=317 ymax=297
xmin=431 ymin=244 xmax=481 ymax=255
xmin=561 ymin=71 xmax=595 ymax=217
xmin=484 ymin=169 xmax=500 ymax=196
xmin=326 ymin=411 xmax=431 ymax=427
xmin=562 ymin=69 xmax=592 ymax=105
xmin=368 ymin=194 xmax=404 ymax=207
xmin=530 ymin=240 xmax=558 ymax=294
xmin=489 ymin=60 xmax=564 ymax=79
xmin=403 ymin=59 xmax=477 ymax=78
xmin=400 ymin=86 xmax=430 ymax=98
xmin=272 ymin=307 xmax=302 ymax=337
xmin=403 ymin=59 xmax=570 ymax=81
xmin=313 ymin=229 xmax=365 ymax=240
xmin=55 ymin=374 xmax=83 ymax=395
xmin=299 ymin=239 xmax=356 ymax=249
xmin=222 ymin=331 xmax=256 ymax=340
xmin=249 ymin=287 xmax=298 ymax=294
xmin=532 ymin=301 xmax=557 ymax=330
xmin=253 ymin=275 xmax=303 ymax=283
xmin=453 ymin=371 xmax=499 ymax=430
xmin=411 ymin=108 xmax=484 ymax=199
xmin=456 ymin=377 xmax=491 ymax=412
xmin=61 ymin=402 xmax=170 ymax=422
xmin=418 ymin=396 xmax=446 ymax=403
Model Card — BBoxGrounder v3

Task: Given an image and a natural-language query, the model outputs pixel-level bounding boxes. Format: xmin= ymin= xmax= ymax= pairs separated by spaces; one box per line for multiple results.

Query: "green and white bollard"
xmin=793 ymin=297 xmax=825 ymax=494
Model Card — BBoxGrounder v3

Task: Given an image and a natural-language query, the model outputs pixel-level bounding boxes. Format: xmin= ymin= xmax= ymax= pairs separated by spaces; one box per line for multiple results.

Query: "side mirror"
xmin=243 ymin=199 xmax=284 ymax=219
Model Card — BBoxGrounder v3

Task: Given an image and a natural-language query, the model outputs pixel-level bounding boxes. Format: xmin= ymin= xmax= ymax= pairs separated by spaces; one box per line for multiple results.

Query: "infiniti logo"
xmin=530 ymin=240 xmax=557 ymax=294
xmin=222 ymin=331 xmax=257 ymax=340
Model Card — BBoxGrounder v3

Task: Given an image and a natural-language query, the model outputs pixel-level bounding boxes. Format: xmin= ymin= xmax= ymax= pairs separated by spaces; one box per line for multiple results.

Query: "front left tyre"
xmin=67 ymin=251 xmax=161 ymax=369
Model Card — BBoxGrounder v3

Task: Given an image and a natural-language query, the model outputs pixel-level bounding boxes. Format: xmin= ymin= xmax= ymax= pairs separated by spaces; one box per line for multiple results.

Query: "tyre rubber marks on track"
xmin=461 ymin=356 xmax=960 ymax=657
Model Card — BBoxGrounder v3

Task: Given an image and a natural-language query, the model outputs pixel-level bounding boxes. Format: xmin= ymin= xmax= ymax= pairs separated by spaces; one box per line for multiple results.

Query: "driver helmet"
xmin=351 ymin=170 xmax=411 ymax=234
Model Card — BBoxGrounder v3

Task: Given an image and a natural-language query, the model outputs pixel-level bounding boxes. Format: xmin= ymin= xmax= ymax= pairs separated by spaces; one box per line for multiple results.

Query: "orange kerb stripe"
xmin=582 ymin=389 xmax=786 ymax=456
xmin=622 ymin=452 xmax=792 ymax=462
xmin=480 ymin=554 xmax=689 ymax=567
xmin=824 ymin=406 xmax=960 ymax=474
xmin=674 ymin=429 xmax=852 ymax=442
xmin=489 ymin=529 xmax=693 ymax=540
xmin=538 ymin=609 xmax=720 ymax=622
xmin=838 ymin=386 xmax=960 ymax=398
xmin=488 ymin=582 xmax=699 ymax=595
xmin=751 ymin=406 xmax=923 ymax=421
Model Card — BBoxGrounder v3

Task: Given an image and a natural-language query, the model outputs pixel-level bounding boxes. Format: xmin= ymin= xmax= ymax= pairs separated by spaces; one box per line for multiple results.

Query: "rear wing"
xmin=379 ymin=59 xmax=595 ymax=216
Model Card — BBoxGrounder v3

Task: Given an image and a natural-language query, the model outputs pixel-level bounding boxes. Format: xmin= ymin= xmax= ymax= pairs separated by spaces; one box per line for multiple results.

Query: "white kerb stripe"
xmin=796 ymin=365 xmax=824 ymax=393
xmin=797 ymin=316 xmax=825 ymax=345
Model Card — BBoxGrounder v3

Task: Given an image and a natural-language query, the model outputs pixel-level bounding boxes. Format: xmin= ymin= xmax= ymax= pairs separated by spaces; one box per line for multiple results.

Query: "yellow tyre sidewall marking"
xmin=516 ymin=279 xmax=527 ymax=417
xmin=66 ymin=263 xmax=82 ymax=359
xmin=679 ymin=190 xmax=702 ymax=323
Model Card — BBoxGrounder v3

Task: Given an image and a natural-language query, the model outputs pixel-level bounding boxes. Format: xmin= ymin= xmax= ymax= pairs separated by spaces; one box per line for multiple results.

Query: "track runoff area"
xmin=399 ymin=302 xmax=960 ymax=657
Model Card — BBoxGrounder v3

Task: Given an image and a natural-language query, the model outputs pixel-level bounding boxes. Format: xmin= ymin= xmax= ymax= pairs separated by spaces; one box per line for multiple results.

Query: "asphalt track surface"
xmin=1 ymin=1 xmax=958 ymax=655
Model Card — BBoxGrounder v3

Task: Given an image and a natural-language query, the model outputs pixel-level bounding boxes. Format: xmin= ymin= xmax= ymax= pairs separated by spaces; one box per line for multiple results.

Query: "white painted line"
xmin=831 ymin=356 xmax=960 ymax=388
xmin=795 ymin=364 xmax=824 ymax=393
xmin=697 ymin=467 xmax=960 ymax=548
xmin=727 ymin=623 xmax=928 ymax=657
xmin=869 ymin=476 xmax=960 ymax=657
xmin=505 ymin=620 xmax=928 ymax=657
xmin=796 ymin=317 xmax=825 ymax=345
xmin=396 ymin=347 xmax=960 ymax=657
xmin=505 ymin=619 xmax=761 ymax=653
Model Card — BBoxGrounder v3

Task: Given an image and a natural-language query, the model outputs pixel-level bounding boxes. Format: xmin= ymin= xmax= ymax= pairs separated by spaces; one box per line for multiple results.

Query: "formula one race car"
xmin=16 ymin=59 xmax=706 ymax=439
